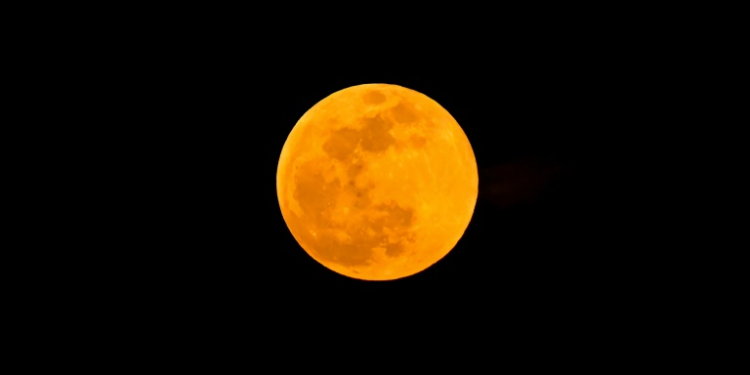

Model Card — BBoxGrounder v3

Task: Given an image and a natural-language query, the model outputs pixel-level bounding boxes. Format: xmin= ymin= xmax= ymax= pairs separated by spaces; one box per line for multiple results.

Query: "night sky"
xmin=90 ymin=21 xmax=652 ymax=336
xmin=13 ymin=3 xmax=699 ymax=362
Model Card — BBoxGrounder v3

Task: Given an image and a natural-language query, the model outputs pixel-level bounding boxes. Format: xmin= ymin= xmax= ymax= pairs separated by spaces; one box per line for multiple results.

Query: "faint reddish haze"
xmin=479 ymin=157 xmax=564 ymax=210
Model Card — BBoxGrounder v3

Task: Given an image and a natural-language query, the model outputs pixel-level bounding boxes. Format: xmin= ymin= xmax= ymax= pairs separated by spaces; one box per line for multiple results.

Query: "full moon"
xmin=277 ymin=84 xmax=478 ymax=281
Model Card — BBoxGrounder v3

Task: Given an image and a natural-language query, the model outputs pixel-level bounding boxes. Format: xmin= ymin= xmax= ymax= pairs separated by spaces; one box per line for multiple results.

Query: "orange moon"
xmin=277 ymin=84 xmax=478 ymax=281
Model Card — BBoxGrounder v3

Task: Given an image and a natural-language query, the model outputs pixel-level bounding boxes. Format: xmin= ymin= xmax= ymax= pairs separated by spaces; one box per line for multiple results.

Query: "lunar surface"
xmin=277 ymin=84 xmax=478 ymax=281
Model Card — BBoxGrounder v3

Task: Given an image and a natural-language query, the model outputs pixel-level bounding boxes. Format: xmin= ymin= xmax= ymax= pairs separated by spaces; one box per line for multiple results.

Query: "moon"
xmin=277 ymin=84 xmax=478 ymax=281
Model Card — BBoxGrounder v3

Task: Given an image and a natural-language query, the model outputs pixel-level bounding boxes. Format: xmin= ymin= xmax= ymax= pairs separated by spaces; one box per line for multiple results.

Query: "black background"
xmin=63 ymin=12 xmax=664 ymax=338
xmin=12 ymin=4 xmax=714 ymax=364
